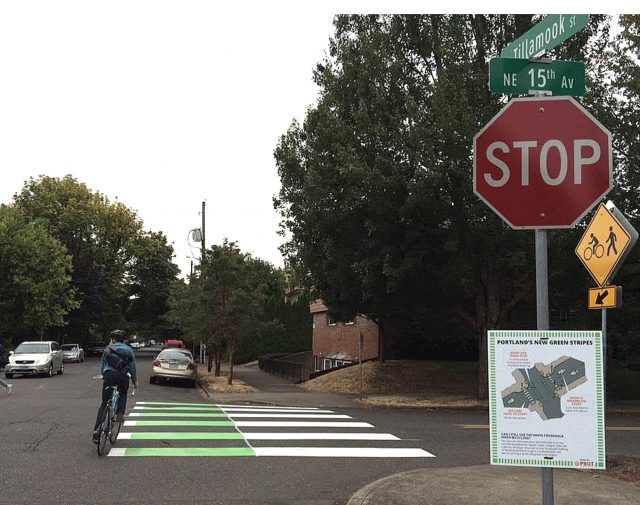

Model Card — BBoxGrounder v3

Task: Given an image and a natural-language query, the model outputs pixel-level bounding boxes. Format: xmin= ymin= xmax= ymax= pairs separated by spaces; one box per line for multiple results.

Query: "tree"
xmin=0 ymin=205 xmax=78 ymax=342
xmin=168 ymin=241 xmax=275 ymax=384
xmin=13 ymin=175 xmax=179 ymax=341
xmin=274 ymin=15 xmax=616 ymax=399
xmin=127 ymin=231 xmax=180 ymax=339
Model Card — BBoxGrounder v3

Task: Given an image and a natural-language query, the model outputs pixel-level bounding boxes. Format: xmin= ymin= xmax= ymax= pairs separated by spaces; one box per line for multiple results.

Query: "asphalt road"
xmin=1 ymin=355 xmax=639 ymax=505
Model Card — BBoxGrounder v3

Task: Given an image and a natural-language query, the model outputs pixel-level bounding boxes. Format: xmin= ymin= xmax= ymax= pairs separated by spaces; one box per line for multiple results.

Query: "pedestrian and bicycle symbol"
xmin=582 ymin=225 xmax=618 ymax=261
xmin=576 ymin=203 xmax=632 ymax=286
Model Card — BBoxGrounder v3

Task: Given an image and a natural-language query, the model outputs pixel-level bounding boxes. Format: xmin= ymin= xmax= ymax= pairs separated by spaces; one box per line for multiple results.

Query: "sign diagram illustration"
xmin=501 ymin=356 xmax=586 ymax=420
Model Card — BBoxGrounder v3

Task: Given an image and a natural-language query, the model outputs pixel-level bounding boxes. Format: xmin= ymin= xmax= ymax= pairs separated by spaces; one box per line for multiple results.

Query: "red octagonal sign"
xmin=474 ymin=96 xmax=612 ymax=229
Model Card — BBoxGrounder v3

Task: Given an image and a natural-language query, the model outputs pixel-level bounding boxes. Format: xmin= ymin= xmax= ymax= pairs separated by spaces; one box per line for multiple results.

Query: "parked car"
xmin=86 ymin=342 xmax=108 ymax=357
xmin=163 ymin=339 xmax=186 ymax=349
xmin=61 ymin=344 xmax=84 ymax=362
xmin=150 ymin=348 xmax=197 ymax=387
xmin=130 ymin=341 xmax=141 ymax=349
xmin=4 ymin=341 xmax=64 ymax=378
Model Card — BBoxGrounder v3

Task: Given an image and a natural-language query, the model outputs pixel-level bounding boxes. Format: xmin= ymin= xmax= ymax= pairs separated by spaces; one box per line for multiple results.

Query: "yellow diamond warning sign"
xmin=576 ymin=203 xmax=632 ymax=286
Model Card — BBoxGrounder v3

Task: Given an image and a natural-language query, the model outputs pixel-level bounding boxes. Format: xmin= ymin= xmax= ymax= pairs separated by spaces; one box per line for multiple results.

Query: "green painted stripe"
xmin=128 ymin=432 xmax=244 ymax=440
xmin=130 ymin=421 xmax=235 ymax=426
xmin=135 ymin=407 xmax=222 ymax=411
xmin=138 ymin=402 xmax=216 ymax=407
xmin=132 ymin=412 xmax=229 ymax=417
xmin=118 ymin=447 xmax=256 ymax=457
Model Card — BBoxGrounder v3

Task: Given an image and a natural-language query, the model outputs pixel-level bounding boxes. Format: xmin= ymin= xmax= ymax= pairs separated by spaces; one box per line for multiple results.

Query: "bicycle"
xmin=583 ymin=243 xmax=604 ymax=261
xmin=93 ymin=374 xmax=135 ymax=456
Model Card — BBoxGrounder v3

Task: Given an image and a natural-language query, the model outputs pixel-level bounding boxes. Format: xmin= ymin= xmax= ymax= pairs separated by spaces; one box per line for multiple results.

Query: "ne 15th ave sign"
xmin=489 ymin=58 xmax=585 ymax=96
xmin=500 ymin=15 xmax=589 ymax=59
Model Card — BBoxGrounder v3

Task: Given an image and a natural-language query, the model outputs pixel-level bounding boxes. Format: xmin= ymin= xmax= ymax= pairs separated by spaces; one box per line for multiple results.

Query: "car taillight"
xmin=153 ymin=359 xmax=160 ymax=366
xmin=187 ymin=362 xmax=195 ymax=370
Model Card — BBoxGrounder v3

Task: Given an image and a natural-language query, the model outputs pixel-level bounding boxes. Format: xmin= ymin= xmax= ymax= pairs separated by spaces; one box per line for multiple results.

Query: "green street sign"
xmin=489 ymin=58 xmax=585 ymax=96
xmin=500 ymin=14 xmax=589 ymax=59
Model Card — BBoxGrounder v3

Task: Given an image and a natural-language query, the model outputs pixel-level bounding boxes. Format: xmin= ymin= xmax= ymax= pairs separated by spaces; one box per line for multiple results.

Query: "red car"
xmin=163 ymin=339 xmax=186 ymax=349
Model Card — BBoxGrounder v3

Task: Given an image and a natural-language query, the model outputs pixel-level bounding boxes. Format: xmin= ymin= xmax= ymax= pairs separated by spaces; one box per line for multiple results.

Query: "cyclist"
xmin=92 ymin=329 xmax=137 ymax=443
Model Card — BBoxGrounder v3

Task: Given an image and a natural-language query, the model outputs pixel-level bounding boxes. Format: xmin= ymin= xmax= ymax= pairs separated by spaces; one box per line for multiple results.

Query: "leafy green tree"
xmin=0 ymin=205 xmax=78 ymax=342
xmin=127 ymin=231 xmax=180 ymax=339
xmin=13 ymin=175 xmax=179 ymax=341
xmin=274 ymin=14 xmax=619 ymax=398
xmin=168 ymin=241 xmax=276 ymax=383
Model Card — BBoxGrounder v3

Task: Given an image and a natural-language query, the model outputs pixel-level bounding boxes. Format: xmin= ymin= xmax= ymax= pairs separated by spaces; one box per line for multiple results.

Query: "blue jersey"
xmin=101 ymin=342 xmax=137 ymax=384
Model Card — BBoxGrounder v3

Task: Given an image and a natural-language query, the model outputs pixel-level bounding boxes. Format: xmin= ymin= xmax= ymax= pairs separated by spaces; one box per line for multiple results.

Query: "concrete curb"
xmin=346 ymin=465 xmax=640 ymax=505
xmin=197 ymin=379 xmax=211 ymax=399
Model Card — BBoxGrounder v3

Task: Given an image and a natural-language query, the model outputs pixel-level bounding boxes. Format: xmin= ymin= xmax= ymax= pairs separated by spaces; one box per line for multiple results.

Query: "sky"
xmin=0 ymin=1 xmax=634 ymax=278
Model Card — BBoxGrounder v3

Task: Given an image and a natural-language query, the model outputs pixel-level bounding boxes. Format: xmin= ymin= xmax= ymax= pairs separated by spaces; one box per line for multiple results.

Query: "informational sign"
xmin=488 ymin=330 xmax=605 ymax=469
xmin=575 ymin=203 xmax=632 ymax=286
xmin=488 ymin=58 xmax=585 ymax=96
xmin=474 ymin=96 xmax=612 ymax=229
xmin=588 ymin=286 xmax=620 ymax=310
xmin=500 ymin=15 xmax=589 ymax=59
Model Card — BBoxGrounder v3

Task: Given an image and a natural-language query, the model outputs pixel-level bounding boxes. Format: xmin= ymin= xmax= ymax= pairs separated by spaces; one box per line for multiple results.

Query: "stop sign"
xmin=473 ymin=96 xmax=612 ymax=228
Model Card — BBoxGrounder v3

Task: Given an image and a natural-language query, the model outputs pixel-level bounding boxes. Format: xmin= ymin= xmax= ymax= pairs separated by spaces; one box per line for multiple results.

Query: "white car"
xmin=4 ymin=341 xmax=64 ymax=378
xmin=61 ymin=344 xmax=85 ymax=362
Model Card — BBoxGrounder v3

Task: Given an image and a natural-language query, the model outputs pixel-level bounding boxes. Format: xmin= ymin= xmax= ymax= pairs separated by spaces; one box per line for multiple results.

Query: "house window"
xmin=323 ymin=358 xmax=332 ymax=370
xmin=327 ymin=315 xmax=338 ymax=326
xmin=344 ymin=317 xmax=355 ymax=325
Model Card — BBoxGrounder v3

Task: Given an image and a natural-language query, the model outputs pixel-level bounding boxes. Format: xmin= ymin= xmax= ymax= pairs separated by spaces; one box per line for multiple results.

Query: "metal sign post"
xmin=535 ymin=229 xmax=554 ymax=505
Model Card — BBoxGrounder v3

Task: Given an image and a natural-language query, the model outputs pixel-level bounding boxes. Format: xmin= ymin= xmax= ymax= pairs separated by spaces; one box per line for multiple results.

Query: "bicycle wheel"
xmin=109 ymin=418 xmax=122 ymax=443
xmin=595 ymin=244 xmax=605 ymax=258
xmin=97 ymin=406 xmax=111 ymax=456
xmin=583 ymin=247 xmax=592 ymax=261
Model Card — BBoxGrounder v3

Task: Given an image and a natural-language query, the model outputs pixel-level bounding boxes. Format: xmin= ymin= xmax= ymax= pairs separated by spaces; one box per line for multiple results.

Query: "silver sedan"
xmin=4 ymin=341 xmax=64 ymax=378
xmin=61 ymin=344 xmax=84 ymax=362
xmin=150 ymin=349 xmax=197 ymax=387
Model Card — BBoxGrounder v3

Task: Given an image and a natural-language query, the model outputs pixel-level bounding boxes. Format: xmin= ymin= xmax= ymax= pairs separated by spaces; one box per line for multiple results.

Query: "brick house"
xmin=309 ymin=299 xmax=379 ymax=371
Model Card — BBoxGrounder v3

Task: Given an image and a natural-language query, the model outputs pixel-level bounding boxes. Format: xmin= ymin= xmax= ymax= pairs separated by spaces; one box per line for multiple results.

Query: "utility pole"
xmin=201 ymin=201 xmax=206 ymax=259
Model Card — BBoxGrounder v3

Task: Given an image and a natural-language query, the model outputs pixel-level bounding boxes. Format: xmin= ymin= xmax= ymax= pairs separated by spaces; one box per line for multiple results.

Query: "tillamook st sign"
xmin=500 ymin=15 xmax=590 ymax=59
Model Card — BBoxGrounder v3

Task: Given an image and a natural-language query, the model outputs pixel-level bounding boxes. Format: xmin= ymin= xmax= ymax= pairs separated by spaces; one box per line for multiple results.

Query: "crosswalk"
xmin=108 ymin=401 xmax=435 ymax=458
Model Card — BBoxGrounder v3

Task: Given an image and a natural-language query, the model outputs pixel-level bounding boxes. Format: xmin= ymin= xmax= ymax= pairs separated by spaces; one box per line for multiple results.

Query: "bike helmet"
xmin=109 ymin=329 xmax=127 ymax=342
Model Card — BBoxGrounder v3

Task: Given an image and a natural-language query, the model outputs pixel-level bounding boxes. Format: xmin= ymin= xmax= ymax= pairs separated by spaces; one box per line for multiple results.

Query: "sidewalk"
xmin=201 ymin=363 xmax=360 ymax=408
xmin=346 ymin=464 xmax=640 ymax=505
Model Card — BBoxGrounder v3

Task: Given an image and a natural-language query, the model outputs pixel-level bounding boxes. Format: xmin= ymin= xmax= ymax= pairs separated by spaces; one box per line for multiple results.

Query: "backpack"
xmin=104 ymin=345 xmax=132 ymax=372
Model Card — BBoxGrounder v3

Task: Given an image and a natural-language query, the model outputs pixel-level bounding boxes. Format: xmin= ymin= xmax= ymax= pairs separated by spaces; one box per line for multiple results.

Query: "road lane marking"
xmin=252 ymin=447 xmax=435 ymax=457
xmin=129 ymin=412 xmax=228 ymax=417
xmin=118 ymin=432 xmax=399 ymax=441
xmin=128 ymin=413 xmax=350 ymax=419
xmin=216 ymin=404 xmax=320 ymax=410
xmin=118 ymin=432 xmax=244 ymax=440
xmin=133 ymin=406 xmax=333 ymax=413
xmin=108 ymin=447 xmax=433 ymax=458
xmin=124 ymin=420 xmax=235 ymax=427
xmin=228 ymin=414 xmax=352 ymax=419
xmin=133 ymin=406 xmax=223 ymax=411
xmin=108 ymin=447 xmax=256 ymax=457
xmin=124 ymin=420 xmax=371 ymax=428
xmin=136 ymin=401 xmax=216 ymax=407
xmin=242 ymin=432 xmax=400 ymax=440
xmin=234 ymin=421 xmax=374 ymax=428
xmin=222 ymin=408 xmax=335 ymax=413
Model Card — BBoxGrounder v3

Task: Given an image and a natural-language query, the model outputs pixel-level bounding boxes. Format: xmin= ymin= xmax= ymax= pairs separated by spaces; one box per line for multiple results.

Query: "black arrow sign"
xmin=596 ymin=290 xmax=609 ymax=305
